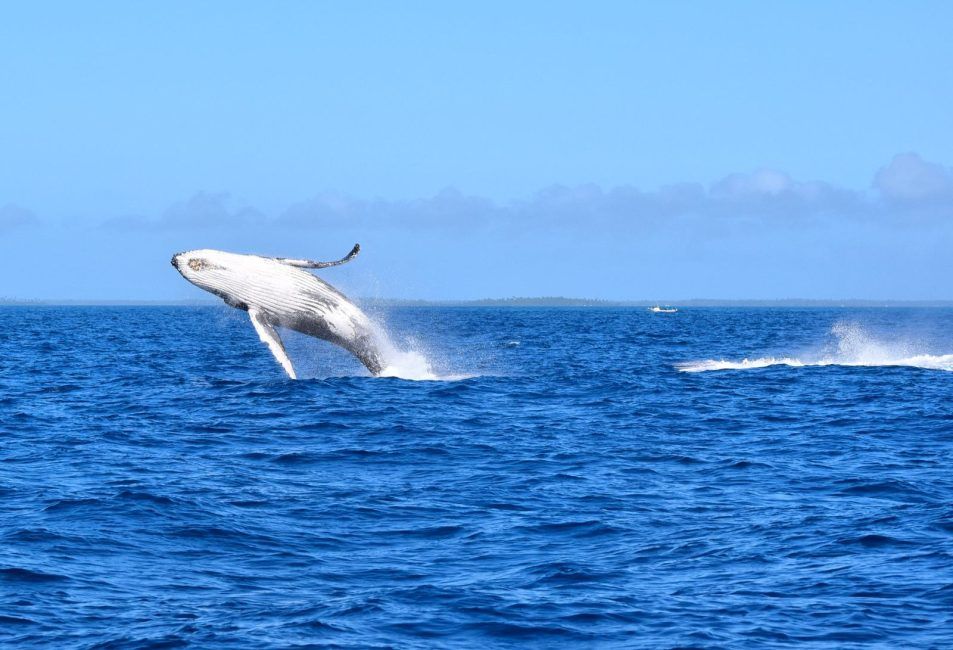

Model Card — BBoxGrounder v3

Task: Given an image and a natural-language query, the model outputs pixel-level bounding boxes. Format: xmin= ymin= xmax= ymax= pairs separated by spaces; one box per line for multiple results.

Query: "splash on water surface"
xmin=678 ymin=321 xmax=953 ymax=372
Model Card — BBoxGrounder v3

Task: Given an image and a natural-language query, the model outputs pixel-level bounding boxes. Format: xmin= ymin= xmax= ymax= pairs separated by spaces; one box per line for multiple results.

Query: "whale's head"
xmin=171 ymin=249 xmax=237 ymax=295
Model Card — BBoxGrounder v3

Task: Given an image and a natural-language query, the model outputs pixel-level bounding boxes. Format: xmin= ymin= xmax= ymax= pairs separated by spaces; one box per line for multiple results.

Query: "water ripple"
xmin=1 ymin=305 xmax=952 ymax=648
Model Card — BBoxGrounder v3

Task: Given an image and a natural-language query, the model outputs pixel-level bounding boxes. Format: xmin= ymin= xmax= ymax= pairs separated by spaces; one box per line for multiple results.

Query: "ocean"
xmin=1 ymin=305 xmax=952 ymax=648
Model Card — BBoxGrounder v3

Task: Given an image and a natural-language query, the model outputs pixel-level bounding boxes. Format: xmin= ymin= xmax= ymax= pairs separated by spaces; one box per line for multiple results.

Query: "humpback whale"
xmin=171 ymin=244 xmax=384 ymax=378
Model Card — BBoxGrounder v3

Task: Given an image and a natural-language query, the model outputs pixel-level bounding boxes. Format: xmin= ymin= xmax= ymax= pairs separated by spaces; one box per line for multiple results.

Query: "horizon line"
xmin=3 ymin=297 xmax=953 ymax=308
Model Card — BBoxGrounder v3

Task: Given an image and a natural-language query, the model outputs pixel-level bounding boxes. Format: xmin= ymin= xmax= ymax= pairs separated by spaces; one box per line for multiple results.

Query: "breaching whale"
xmin=171 ymin=244 xmax=384 ymax=378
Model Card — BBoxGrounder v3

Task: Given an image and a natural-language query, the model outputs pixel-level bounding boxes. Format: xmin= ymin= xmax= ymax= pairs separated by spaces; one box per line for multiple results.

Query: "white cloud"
xmin=103 ymin=192 xmax=265 ymax=230
xmin=277 ymin=188 xmax=498 ymax=230
xmin=0 ymin=204 xmax=39 ymax=231
xmin=713 ymin=169 xmax=795 ymax=197
xmin=709 ymin=169 xmax=862 ymax=220
xmin=873 ymin=153 xmax=953 ymax=203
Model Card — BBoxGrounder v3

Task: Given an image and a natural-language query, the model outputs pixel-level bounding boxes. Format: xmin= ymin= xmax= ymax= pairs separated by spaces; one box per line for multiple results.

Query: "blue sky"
xmin=2 ymin=2 xmax=952 ymax=300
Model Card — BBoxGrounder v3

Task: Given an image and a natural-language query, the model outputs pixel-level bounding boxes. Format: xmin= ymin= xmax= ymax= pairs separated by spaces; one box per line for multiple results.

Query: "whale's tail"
xmin=273 ymin=244 xmax=361 ymax=269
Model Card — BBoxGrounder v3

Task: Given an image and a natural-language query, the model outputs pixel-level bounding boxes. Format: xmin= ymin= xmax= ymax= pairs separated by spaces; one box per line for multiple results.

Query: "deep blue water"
xmin=2 ymin=306 xmax=952 ymax=648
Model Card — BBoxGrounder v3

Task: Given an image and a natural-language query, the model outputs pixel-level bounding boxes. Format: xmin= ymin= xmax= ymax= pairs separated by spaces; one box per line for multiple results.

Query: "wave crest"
xmin=678 ymin=323 xmax=953 ymax=373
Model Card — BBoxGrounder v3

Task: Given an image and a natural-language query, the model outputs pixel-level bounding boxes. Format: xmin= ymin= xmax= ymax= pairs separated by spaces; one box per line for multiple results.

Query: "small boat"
xmin=649 ymin=305 xmax=678 ymax=313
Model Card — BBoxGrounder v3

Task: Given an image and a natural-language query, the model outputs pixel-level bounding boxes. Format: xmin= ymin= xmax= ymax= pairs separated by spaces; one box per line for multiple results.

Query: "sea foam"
xmin=677 ymin=322 xmax=953 ymax=373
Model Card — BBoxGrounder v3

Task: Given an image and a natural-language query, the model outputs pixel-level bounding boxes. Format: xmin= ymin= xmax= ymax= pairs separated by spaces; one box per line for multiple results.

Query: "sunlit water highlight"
xmin=1 ymin=306 xmax=952 ymax=648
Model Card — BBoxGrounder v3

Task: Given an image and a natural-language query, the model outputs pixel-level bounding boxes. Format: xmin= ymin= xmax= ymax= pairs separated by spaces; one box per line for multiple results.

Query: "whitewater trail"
xmin=678 ymin=322 xmax=953 ymax=373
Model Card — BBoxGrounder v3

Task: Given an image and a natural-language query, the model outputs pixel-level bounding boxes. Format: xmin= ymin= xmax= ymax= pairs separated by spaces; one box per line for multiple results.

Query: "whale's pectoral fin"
xmin=248 ymin=309 xmax=297 ymax=379
xmin=273 ymin=243 xmax=360 ymax=269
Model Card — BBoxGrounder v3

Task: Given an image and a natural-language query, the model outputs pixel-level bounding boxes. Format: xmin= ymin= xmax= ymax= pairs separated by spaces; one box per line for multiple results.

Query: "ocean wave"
xmin=678 ymin=322 xmax=953 ymax=373
xmin=5 ymin=305 xmax=952 ymax=648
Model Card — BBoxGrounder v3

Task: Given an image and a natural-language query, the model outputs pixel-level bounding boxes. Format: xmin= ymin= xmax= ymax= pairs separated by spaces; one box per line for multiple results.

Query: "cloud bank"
xmin=103 ymin=192 xmax=265 ymax=230
xmin=4 ymin=154 xmax=952 ymax=302
xmin=90 ymin=153 xmax=953 ymax=233
xmin=873 ymin=153 xmax=953 ymax=220
xmin=0 ymin=204 xmax=39 ymax=231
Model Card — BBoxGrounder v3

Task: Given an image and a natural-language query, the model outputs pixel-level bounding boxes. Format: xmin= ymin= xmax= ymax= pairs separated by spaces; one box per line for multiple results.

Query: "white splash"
xmin=377 ymin=345 xmax=439 ymax=380
xmin=677 ymin=322 xmax=953 ymax=373
xmin=678 ymin=357 xmax=806 ymax=372
xmin=370 ymin=323 xmax=474 ymax=381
